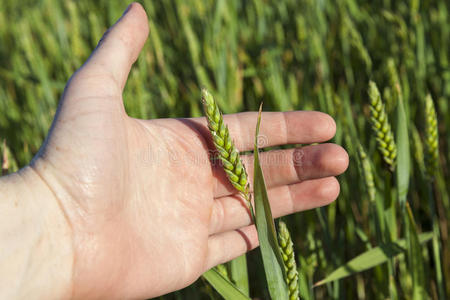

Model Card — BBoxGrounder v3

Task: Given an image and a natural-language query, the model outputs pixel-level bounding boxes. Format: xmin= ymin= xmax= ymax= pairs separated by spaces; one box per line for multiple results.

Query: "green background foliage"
xmin=0 ymin=0 xmax=449 ymax=299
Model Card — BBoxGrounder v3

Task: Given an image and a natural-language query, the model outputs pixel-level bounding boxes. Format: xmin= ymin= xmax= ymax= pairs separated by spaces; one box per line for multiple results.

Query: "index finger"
xmin=190 ymin=111 xmax=336 ymax=151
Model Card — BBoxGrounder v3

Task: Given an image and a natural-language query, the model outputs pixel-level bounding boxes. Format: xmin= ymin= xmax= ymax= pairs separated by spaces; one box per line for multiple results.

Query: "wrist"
xmin=0 ymin=166 xmax=74 ymax=299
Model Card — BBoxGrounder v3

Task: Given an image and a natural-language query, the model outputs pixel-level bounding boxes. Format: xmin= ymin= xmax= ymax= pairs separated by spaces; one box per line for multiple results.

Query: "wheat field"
xmin=0 ymin=0 xmax=449 ymax=299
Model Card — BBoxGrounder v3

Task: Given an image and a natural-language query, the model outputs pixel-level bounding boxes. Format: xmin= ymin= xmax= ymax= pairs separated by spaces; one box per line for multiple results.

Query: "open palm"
xmin=31 ymin=3 xmax=348 ymax=299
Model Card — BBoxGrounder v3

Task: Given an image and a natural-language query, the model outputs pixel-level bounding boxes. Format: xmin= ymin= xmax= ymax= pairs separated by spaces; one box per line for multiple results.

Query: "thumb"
xmin=70 ymin=3 xmax=149 ymax=94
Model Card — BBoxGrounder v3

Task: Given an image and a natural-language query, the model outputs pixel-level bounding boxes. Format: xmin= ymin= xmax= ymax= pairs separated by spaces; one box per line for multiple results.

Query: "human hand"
xmin=15 ymin=3 xmax=348 ymax=299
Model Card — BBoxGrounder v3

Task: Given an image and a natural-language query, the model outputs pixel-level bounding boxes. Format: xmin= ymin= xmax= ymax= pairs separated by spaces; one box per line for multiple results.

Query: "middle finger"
xmin=212 ymin=143 xmax=348 ymax=198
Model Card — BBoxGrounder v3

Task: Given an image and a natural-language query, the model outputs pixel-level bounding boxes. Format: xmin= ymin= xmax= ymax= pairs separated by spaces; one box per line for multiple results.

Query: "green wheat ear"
xmin=357 ymin=143 xmax=376 ymax=203
xmin=424 ymin=94 xmax=439 ymax=178
xmin=201 ymin=88 xmax=252 ymax=211
xmin=387 ymin=59 xmax=402 ymax=103
xmin=368 ymin=81 xmax=397 ymax=171
xmin=278 ymin=221 xmax=299 ymax=300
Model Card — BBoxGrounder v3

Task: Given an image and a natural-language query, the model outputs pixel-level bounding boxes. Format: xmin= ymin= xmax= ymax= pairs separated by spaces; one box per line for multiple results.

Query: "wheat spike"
xmin=278 ymin=221 xmax=299 ymax=300
xmin=201 ymin=88 xmax=252 ymax=210
xmin=368 ymin=81 xmax=397 ymax=171
xmin=357 ymin=144 xmax=375 ymax=203
xmin=387 ymin=59 xmax=403 ymax=104
xmin=424 ymin=94 xmax=439 ymax=178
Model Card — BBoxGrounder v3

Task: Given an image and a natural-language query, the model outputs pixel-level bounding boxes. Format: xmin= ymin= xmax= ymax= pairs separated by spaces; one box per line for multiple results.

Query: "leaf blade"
xmin=253 ymin=104 xmax=289 ymax=300
xmin=396 ymin=95 xmax=410 ymax=207
xmin=202 ymin=268 xmax=251 ymax=300
xmin=314 ymin=232 xmax=433 ymax=286
xmin=405 ymin=203 xmax=427 ymax=299
xmin=229 ymin=254 xmax=249 ymax=296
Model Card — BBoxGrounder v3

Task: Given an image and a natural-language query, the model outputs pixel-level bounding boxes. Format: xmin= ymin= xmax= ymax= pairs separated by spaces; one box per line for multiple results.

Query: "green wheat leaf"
xmin=229 ymin=254 xmax=249 ymax=296
xmin=405 ymin=203 xmax=427 ymax=299
xmin=314 ymin=232 xmax=433 ymax=287
xmin=396 ymin=93 xmax=410 ymax=208
xmin=203 ymin=268 xmax=251 ymax=300
xmin=253 ymin=103 xmax=289 ymax=300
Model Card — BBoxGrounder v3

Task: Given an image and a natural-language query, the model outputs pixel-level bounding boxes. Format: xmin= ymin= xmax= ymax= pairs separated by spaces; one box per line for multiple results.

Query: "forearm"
xmin=0 ymin=167 xmax=73 ymax=299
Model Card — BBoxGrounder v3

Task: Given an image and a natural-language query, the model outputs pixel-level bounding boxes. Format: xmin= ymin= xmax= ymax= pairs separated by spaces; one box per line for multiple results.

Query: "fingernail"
xmin=122 ymin=3 xmax=133 ymax=16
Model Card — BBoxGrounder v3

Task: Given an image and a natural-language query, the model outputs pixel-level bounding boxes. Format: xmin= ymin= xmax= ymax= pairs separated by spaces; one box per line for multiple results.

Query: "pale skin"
xmin=0 ymin=3 xmax=349 ymax=299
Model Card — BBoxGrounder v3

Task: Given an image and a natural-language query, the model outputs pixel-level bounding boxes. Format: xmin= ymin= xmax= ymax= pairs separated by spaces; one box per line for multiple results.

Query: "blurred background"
xmin=0 ymin=0 xmax=448 ymax=299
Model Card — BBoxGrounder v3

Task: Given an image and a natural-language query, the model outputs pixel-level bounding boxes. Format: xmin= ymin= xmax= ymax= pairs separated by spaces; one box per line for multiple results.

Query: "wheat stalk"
xmin=201 ymin=88 xmax=253 ymax=213
xmin=278 ymin=221 xmax=299 ymax=300
xmin=411 ymin=126 xmax=425 ymax=175
xmin=424 ymin=94 xmax=439 ymax=179
xmin=368 ymin=81 xmax=397 ymax=171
